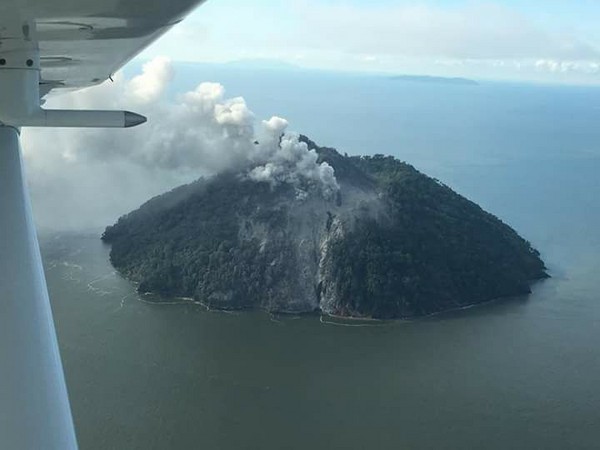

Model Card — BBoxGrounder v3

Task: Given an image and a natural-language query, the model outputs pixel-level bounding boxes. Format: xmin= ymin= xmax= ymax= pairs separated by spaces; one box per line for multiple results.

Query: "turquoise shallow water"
xmin=45 ymin=68 xmax=600 ymax=449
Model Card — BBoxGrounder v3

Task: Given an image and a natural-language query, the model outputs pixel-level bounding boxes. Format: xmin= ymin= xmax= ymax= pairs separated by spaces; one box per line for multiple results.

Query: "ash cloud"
xmin=22 ymin=57 xmax=338 ymax=231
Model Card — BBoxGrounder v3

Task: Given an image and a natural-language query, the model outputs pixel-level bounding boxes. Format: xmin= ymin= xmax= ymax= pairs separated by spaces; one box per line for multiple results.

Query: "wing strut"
xmin=0 ymin=126 xmax=78 ymax=449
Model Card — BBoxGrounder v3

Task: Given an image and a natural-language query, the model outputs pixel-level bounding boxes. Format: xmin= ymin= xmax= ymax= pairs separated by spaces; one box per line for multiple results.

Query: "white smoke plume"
xmin=249 ymin=117 xmax=338 ymax=199
xmin=22 ymin=57 xmax=338 ymax=231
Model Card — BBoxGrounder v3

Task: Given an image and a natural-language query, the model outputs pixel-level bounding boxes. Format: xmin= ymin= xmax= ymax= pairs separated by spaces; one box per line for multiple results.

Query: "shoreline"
xmin=131 ymin=291 xmax=535 ymax=324
xmin=121 ymin=270 xmax=549 ymax=322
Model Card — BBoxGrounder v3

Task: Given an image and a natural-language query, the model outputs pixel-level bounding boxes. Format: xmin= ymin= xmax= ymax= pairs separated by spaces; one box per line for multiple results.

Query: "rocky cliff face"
xmin=102 ymin=138 xmax=548 ymax=319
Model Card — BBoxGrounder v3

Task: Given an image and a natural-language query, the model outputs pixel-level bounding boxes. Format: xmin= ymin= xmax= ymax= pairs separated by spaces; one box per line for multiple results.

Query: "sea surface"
xmin=44 ymin=66 xmax=600 ymax=449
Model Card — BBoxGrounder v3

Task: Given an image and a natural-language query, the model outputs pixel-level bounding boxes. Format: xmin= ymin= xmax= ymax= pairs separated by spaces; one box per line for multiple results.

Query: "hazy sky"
xmin=140 ymin=0 xmax=600 ymax=84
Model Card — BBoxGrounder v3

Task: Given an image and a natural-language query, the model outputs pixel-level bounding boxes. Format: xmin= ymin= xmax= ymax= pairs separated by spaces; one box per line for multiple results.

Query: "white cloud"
xmin=142 ymin=1 xmax=600 ymax=84
xmin=535 ymin=59 xmax=600 ymax=74
xmin=126 ymin=56 xmax=174 ymax=104
xmin=292 ymin=2 xmax=599 ymax=61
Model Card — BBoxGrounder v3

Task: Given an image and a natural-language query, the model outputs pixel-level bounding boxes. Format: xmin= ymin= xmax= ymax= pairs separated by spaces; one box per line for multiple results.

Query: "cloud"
xmin=535 ymin=59 xmax=600 ymax=74
xmin=23 ymin=57 xmax=338 ymax=231
xmin=292 ymin=2 xmax=600 ymax=62
xmin=126 ymin=56 xmax=174 ymax=104
xmin=137 ymin=1 xmax=600 ymax=83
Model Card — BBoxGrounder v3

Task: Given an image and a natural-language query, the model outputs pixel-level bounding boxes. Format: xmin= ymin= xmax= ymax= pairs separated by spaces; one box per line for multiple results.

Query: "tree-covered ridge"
xmin=319 ymin=153 xmax=546 ymax=317
xmin=102 ymin=140 xmax=547 ymax=319
xmin=104 ymin=173 xmax=297 ymax=308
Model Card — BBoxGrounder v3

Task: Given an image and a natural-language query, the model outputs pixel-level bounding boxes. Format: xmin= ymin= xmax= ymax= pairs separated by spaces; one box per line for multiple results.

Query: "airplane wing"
xmin=0 ymin=0 xmax=207 ymax=96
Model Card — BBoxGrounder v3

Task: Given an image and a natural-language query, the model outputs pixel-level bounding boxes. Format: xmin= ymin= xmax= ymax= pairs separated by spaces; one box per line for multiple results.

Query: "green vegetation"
xmin=103 ymin=173 xmax=297 ymax=310
xmin=322 ymin=153 xmax=547 ymax=318
xmin=103 ymin=139 xmax=547 ymax=319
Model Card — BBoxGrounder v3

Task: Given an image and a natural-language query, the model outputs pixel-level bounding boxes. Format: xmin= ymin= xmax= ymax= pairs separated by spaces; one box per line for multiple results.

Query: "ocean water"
xmin=44 ymin=66 xmax=600 ymax=449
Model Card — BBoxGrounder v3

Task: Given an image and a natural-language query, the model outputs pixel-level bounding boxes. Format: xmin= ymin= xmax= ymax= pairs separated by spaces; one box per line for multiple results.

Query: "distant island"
xmin=102 ymin=137 xmax=546 ymax=319
xmin=390 ymin=75 xmax=479 ymax=86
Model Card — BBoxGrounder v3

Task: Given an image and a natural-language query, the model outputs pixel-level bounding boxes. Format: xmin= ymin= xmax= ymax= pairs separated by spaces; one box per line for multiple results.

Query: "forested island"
xmin=102 ymin=137 xmax=547 ymax=319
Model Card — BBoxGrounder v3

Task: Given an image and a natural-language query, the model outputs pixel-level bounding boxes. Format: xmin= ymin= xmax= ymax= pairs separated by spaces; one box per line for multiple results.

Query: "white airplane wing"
xmin=0 ymin=1 xmax=207 ymax=449
xmin=0 ymin=0 xmax=207 ymax=96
